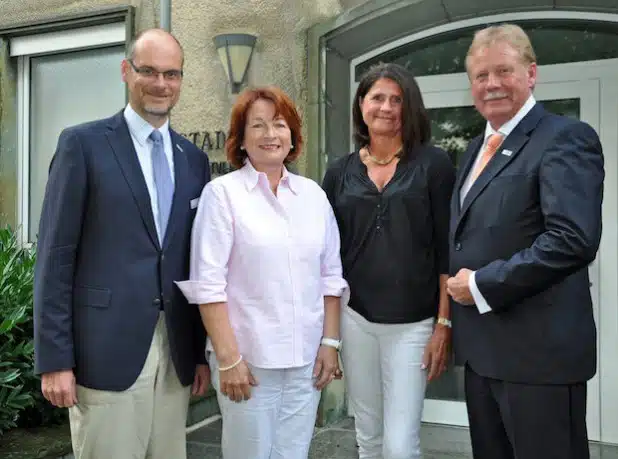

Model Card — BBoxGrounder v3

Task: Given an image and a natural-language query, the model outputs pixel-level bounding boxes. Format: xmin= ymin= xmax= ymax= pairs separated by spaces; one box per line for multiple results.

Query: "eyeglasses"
xmin=128 ymin=60 xmax=183 ymax=82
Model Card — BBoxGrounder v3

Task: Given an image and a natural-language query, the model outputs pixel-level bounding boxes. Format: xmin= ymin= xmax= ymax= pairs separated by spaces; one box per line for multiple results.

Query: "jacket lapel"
xmin=455 ymin=103 xmax=546 ymax=232
xmin=162 ymin=131 xmax=189 ymax=249
xmin=453 ymin=135 xmax=483 ymax=215
xmin=106 ymin=112 xmax=160 ymax=250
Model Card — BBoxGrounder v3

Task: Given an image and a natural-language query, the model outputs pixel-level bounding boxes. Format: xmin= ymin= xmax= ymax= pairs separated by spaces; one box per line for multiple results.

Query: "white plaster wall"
xmin=0 ymin=0 xmax=157 ymax=32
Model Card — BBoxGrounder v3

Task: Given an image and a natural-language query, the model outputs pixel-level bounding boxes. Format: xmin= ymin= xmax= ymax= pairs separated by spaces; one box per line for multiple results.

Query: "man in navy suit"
xmin=447 ymin=24 xmax=603 ymax=459
xmin=34 ymin=28 xmax=211 ymax=458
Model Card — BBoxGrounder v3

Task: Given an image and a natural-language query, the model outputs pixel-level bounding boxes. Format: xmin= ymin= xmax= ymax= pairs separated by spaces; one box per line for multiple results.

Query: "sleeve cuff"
xmin=175 ymin=280 xmax=227 ymax=305
xmin=469 ymin=271 xmax=492 ymax=314
xmin=322 ymin=278 xmax=350 ymax=308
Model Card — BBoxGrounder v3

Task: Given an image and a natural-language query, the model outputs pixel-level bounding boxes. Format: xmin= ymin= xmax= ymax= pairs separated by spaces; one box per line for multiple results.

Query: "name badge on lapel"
xmin=501 ymin=149 xmax=513 ymax=157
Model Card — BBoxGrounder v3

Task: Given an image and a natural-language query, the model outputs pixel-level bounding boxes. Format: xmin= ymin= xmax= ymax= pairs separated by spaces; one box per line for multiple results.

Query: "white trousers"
xmin=69 ymin=313 xmax=191 ymax=459
xmin=209 ymin=353 xmax=321 ymax=459
xmin=341 ymin=306 xmax=433 ymax=459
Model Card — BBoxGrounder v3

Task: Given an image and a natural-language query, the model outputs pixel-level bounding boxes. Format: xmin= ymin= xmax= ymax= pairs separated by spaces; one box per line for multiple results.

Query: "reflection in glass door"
xmin=429 ymin=100 xmax=580 ymax=168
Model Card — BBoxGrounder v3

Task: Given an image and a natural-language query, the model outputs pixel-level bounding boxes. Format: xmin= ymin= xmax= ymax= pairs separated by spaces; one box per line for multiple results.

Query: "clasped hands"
xmin=446 ymin=268 xmax=474 ymax=305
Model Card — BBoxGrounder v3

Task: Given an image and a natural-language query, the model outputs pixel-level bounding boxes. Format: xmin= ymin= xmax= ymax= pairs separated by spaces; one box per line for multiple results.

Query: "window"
xmin=13 ymin=22 xmax=127 ymax=242
xmin=355 ymin=21 xmax=618 ymax=80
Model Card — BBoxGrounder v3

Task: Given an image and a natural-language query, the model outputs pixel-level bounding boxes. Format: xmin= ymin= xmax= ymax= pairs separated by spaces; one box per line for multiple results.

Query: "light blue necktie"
xmin=149 ymin=130 xmax=174 ymax=242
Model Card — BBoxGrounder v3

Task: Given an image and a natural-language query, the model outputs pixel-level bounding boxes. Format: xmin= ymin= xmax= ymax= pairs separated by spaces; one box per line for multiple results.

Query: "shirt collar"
xmin=123 ymin=103 xmax=170 ymax=147
xmin=240 ymin=159 xmax=298 ymax=195
xmin=483 ymin=94 xmax=536 ymax=141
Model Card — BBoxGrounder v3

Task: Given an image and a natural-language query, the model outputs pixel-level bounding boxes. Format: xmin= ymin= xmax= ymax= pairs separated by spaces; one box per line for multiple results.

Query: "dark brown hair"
xmin=226 ymin=86 xmax=303 ymax=169
xmin=352 ymin=63 xmax=431 ymax=156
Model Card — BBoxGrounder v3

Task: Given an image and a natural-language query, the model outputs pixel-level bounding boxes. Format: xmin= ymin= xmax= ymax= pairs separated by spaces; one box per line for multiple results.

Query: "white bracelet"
xmin=218 ymin=355 xmax=243 ymax=372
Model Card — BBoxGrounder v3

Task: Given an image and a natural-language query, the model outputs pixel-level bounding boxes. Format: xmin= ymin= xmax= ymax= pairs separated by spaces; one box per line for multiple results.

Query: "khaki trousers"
xmin=69 ymin=313 xmax=191 ymax=459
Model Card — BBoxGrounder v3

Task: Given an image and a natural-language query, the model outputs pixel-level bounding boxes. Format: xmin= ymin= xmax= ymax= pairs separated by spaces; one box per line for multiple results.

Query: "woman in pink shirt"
xmin=177 ymin=86 xmax=348 ymax=459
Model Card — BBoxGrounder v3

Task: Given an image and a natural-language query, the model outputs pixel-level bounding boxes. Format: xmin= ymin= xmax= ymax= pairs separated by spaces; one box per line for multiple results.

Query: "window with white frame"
xmin=12 ymin=22 xmax=127 ymax=242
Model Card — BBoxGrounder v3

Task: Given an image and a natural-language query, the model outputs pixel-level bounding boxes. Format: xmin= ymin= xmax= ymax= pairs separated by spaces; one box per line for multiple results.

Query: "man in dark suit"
xmin=34 ymin=29 xmax=211 ymax=458
xmin=446 ymin=24 xmax=604 ymax=459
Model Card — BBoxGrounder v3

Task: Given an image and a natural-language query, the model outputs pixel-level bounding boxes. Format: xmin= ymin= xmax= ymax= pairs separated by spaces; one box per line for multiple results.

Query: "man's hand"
xmin=447 ymin=268 xmax=475 ymax=305
xmin=41 ymin=369 xmax=77 ymax=408
xmin=192 ymin=364 xmax=211 ymax=396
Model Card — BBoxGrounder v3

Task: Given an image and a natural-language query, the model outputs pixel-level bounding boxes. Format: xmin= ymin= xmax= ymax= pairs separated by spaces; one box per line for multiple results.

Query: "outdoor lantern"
xmin=213 ymin=33 xmax=257 ymax=94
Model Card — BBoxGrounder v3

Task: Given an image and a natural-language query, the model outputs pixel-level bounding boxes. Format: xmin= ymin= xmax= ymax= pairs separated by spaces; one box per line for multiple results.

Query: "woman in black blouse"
xmin=322 ymin=63 xmax=455 ymax=459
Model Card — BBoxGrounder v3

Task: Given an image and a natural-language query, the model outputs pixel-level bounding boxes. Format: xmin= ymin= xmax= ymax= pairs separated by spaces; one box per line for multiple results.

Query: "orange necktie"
xmin=470 ymin=133 xmax=504 ymax=183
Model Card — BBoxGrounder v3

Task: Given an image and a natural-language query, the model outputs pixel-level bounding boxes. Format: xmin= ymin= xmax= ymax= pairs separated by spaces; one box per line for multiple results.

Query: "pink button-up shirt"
xmin=176 ymin=161 xmax=349 ymax=369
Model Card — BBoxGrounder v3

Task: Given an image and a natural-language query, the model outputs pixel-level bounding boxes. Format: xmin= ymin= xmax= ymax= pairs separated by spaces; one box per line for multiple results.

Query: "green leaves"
xmin=0 ymin=226 xmax=66 ymax=434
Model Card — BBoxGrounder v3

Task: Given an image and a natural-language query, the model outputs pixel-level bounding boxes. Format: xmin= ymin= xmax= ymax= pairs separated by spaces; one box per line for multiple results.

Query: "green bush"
xmin=0 ymin=227 xmax=67 ymax=434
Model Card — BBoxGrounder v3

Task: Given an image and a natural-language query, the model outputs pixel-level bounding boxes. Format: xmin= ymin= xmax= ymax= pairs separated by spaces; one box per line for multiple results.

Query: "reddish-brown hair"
xmin=226 ymin=86 xmax=303 ymax=169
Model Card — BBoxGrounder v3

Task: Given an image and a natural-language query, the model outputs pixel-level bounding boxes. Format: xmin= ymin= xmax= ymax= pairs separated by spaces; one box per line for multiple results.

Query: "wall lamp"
xmin=213 ymin=33 xmax=257 ymax=94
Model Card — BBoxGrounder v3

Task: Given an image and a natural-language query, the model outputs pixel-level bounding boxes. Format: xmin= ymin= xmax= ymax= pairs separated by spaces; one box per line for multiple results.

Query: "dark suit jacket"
xmin=450 ymin=103 xmax=604 ymax=385
xmin=34 ymin=111 xmax=210 ymax=391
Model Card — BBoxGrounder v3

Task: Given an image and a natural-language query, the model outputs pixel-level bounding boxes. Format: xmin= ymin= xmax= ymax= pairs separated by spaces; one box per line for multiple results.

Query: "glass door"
xmin=418 ymin=72 xmax=602 ymax=441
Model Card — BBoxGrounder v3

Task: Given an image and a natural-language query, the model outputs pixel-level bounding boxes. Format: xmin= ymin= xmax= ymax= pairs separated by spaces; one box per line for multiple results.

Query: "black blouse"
xmin=322 ymin=145 xmax=455 ymax=324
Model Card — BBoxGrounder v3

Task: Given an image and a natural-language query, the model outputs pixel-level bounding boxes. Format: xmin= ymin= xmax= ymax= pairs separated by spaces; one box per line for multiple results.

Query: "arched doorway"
xmin=334 ymin=10 xmax=618 ymax=444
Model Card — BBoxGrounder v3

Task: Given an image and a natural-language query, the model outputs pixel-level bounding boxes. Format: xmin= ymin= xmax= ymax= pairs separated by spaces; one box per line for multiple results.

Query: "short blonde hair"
xmin=466 ymin=24 xmax=536 ymax=70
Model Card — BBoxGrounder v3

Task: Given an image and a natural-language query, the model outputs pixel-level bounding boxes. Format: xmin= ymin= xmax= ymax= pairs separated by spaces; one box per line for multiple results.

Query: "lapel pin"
xmin=176 ymin=144 xmax=184 ymax=152
xmin=501 ymin=149 xmax=513 ymax=157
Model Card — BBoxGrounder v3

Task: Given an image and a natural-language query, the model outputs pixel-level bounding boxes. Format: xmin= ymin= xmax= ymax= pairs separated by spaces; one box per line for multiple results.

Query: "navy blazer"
xmin=449 ymin=103 xmax=604 ymax=385
xmin=34 ymin=111 xmax=210 ymax=391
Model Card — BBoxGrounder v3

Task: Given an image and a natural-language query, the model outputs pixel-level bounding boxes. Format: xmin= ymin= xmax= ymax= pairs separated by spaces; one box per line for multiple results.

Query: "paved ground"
xmin=185 ymin=416 xmax=618 ymax=458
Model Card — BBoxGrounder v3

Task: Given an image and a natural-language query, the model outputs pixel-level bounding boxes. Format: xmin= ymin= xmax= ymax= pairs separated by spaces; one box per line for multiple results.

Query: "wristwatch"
xmin=321 ymin=337 xmax=342 ymax=351
xmin=436 ymin=317 xmax=452 ymax=328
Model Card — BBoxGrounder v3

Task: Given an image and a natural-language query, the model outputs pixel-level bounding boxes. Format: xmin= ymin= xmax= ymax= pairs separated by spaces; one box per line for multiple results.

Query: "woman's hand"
xmin=422 ymin=324 xmax=451 ymax=381
xmin=219 ymin=359 xmax=258 ymax=402
xmin=313 ymin=345 xmax=342 ymax=390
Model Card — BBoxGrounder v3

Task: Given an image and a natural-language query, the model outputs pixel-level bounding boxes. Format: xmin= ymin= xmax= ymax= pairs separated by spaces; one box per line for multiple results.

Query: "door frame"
xmin=349 ymin=58 xmax=618 ymax=444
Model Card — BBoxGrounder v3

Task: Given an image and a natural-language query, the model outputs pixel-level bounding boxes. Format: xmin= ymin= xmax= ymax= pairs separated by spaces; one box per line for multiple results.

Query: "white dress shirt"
xmin=124 ymin=104 xmax=175 ymax=242
xmin=461 ymin=95 xmax=537 ymax=313
xmin=176 ymin=161 xmax=349 ymax=368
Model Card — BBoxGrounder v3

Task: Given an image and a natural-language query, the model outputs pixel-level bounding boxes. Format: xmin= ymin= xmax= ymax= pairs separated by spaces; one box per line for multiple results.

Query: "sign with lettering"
xmin=180 ymin=129 xmax=233 ymax=177
xmin=181 ymin=130 xmax=227 ymax=152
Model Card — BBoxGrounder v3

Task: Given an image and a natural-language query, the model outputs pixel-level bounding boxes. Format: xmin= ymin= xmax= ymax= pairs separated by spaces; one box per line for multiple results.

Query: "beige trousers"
xmin=68 ymin=313 xmax=191 ymax=459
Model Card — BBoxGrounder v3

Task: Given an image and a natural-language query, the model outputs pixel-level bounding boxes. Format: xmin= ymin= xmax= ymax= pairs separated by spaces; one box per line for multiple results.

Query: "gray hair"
xmin=466 ymin=23 xmax=536 ymax=70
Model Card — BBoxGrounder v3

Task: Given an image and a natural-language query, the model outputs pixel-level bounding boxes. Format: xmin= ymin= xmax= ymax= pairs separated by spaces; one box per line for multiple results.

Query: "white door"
xmin=417 ymin=59 xmax=618 ymax=444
